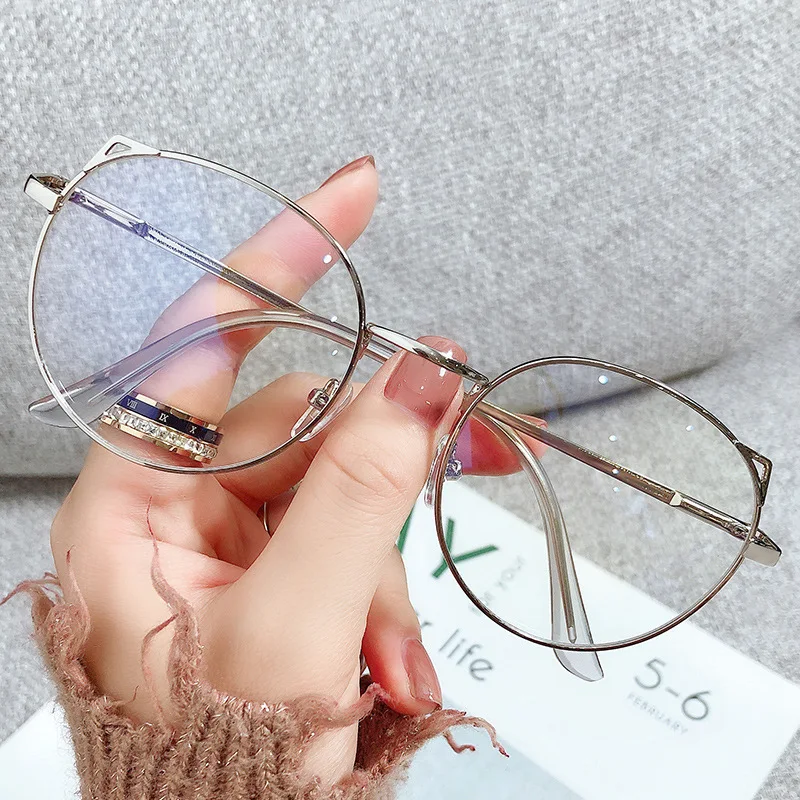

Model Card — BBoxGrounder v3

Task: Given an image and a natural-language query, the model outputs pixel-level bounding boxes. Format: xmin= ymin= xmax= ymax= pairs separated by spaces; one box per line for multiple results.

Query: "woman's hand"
xmin=48 ymin=156 xmax=466 ymax=787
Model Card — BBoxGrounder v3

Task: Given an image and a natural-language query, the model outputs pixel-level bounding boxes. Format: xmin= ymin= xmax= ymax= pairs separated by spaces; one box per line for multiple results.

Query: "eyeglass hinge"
xmin=745 ymin=529 xmax=782 ymax=567
xmin=24 ymin=174 xmax=67 ymax=212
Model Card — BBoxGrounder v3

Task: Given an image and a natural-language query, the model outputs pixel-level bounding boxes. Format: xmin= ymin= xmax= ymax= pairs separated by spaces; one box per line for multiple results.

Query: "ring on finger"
xmin=257 ymin=502 xmax=272 ymax=541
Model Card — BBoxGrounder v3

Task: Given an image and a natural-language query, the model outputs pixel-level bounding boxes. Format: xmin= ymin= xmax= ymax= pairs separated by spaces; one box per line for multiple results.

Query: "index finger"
xmin=138 ymin=158 xmax=378 ymax=424
xmin=86 ymin=158 xmax=378 ymax=472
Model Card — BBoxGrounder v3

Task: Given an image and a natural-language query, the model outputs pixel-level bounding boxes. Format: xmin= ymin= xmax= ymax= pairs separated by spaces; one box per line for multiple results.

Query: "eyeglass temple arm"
xmin=28 ymin=309 xmax=398 ymax=422
xmin=481 ymin=415 xmax=603 ymax=679
xmin=481 ymin=402 xmax=781 ymax=567
xmin=28 ymin=177 xmax=402 ymax=371
xmin=27 ymin=178 xmax=780 ymax=567
xmin=33 ymin=180 xmax=313 ymax=314
xmin=28 ymin=177 xmax=400 ymax=362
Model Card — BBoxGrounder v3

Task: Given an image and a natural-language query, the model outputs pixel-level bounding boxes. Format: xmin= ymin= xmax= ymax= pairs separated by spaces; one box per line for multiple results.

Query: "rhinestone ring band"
xmin=100 ymin=392 xmax=223 ymax=463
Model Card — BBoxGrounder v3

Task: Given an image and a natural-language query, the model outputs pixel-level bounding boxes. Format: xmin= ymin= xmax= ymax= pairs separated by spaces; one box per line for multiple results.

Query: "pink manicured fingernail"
xmin=402 ymin=638 xmax=442 ymax=709
xmin=320 ymin=155 xmax=376 ymax=187
xmin=384 ymin=336 xmax=466 ymax=428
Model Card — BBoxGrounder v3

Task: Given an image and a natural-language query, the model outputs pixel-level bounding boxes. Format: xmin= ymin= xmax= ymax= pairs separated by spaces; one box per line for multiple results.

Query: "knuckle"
xmin=320 ymin=425 xmax=420 ymax=510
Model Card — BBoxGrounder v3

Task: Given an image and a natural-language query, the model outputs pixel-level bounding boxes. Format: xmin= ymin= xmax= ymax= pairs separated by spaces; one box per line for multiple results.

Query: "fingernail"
xmin=320 ymin=155 xmax=376 ymax=187
xmin=384 ymin=336 xmax=466 ymax=428
xmin=402 ymin=638 xmax=442 ymax=709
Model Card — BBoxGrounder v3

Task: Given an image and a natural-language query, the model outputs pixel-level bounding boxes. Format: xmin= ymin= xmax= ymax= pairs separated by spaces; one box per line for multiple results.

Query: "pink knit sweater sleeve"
xmin=9 ymin=574 xmax=505 ymax=800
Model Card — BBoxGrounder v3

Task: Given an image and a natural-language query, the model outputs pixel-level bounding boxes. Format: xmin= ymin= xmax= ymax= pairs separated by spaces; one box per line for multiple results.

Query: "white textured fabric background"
xmin=0 ymin=1 xmax=798 ymax=797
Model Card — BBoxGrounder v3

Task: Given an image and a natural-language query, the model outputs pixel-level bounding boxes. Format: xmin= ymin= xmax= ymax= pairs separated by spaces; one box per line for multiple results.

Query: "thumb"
xmin=217 ymin=336 xmax=465 ymax=689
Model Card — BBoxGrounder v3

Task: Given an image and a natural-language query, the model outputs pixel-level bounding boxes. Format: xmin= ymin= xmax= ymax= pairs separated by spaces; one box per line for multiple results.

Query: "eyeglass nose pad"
xmin=291 ymin=379 xmax=354 ymax=442
xmin=424 ymin=434 xmax=463 ymax=507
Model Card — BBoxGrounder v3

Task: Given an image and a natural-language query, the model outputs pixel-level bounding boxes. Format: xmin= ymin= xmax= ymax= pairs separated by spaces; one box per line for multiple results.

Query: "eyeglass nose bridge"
xmin=365 ymin=324 xmax=489 ymax=387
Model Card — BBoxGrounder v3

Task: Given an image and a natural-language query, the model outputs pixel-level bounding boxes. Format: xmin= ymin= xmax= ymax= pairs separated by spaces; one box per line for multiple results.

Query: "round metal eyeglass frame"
xmin=23 ymin=136 xmax=783 ymax=679
xmin=433 ymin=358 xmax=773 ymax=663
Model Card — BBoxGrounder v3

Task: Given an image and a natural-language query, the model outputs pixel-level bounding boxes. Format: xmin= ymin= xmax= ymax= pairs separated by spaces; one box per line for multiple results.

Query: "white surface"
xmin=1 ymin=484 xmax=798 ymax=800
xmin=401 ymin=484 xmax=800 ymax=800
xmin=0 ymin=702 xmax=78 ymax=799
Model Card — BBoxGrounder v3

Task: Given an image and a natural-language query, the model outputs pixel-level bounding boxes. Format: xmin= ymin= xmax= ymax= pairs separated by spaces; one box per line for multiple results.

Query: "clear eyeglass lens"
xmin=439 ymin=362 xmax=756 ymax=648
xmin=32 ymin=155 xmax=361 ymax=469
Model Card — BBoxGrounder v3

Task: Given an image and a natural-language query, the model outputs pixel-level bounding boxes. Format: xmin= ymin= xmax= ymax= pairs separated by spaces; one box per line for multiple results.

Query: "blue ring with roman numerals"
xmin=119 ymin=393 xmax=223 ymax=446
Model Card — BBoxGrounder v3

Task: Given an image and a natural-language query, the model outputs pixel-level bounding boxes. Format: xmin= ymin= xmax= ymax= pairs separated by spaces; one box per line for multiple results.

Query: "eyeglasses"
xmin=24 ymin=136 xmax=782 ymax=681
